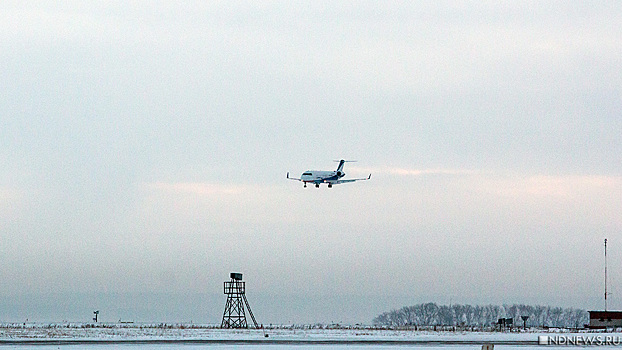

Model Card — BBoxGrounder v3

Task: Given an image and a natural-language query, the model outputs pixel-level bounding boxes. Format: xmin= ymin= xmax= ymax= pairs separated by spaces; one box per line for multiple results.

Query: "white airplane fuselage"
xmin=300 ymin=170 xmax=344 ymax=184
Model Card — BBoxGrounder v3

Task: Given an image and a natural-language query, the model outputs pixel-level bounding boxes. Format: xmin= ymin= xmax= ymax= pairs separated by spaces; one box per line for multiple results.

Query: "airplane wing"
xmin=331 ymin=174 xmax=371 ymax=185
xmin=286 ymin=172 xmax=302 ymax=181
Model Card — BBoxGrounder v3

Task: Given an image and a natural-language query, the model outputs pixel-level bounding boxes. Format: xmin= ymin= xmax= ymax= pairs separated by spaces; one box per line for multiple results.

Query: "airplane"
xmin=287 ymin=160 xmax=371 ymax=188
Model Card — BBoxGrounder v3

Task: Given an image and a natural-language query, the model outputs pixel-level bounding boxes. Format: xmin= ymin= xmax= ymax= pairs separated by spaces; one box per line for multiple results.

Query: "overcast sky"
xmin=1 ymin=1 xmax=621 ymax=324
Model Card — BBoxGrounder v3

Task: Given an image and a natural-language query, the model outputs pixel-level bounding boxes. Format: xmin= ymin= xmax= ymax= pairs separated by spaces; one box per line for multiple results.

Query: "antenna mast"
xmin=605 ymin=238 xmax=607 ymax=311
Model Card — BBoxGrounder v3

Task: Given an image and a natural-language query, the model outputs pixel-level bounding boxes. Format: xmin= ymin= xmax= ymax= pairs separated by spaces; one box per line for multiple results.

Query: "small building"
xmin=497 ymin=317 xmax=514 ymax=330
xmin=588 ymin=311 xmax=622 ymax=329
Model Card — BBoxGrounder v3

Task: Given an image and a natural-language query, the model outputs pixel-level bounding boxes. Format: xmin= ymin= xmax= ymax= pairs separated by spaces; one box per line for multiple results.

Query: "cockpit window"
xmin=302 ymin=172 xmax=312 ymax=176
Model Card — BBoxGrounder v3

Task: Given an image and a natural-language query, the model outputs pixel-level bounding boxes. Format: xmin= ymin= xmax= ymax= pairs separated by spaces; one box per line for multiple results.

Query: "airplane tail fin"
xmin=335 ymin=160 xmax=346 ymax=173
xmin=333 ymin=159 xmax=356 ymax=174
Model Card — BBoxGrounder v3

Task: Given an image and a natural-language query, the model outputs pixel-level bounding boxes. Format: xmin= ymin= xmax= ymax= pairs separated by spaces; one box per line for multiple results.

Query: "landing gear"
xmin=315 ymin=184 xmax=320 ymax=188
xmin=304 ymin=183 xmax=307 ymax=188
xmin=328 ymin=184 xmax=332 ymax=188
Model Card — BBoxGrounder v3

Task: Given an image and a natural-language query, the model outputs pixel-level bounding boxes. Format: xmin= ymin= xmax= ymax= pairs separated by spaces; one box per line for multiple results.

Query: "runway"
xmin=0 ymin=338 xmax=537 ymax=346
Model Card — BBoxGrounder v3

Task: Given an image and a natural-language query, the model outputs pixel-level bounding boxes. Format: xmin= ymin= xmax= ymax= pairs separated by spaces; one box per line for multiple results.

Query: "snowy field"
xmin=1 ymin=324 xmax=621 ymax=349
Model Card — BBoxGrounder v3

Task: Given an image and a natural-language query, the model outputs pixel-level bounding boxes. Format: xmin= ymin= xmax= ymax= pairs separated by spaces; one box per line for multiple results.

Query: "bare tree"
xmin=373 ymin=303 xmax=588 ymax=328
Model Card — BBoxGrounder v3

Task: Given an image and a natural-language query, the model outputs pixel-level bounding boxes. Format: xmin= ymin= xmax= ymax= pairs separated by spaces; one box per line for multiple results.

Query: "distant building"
xmin=588 ymin=311 xmax=622 ymax=328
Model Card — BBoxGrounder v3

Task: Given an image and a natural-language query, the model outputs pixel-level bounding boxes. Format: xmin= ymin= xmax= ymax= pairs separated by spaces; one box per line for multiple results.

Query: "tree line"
xmin=373 ymin=302 xmax=588 ymax=328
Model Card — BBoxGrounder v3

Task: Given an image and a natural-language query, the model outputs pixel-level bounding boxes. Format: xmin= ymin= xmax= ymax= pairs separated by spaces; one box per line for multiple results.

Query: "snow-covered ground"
xmin=0 ymin=323 xmax=542 ymax=341
xmin=1 ymin=324 xmax=621 ymax=349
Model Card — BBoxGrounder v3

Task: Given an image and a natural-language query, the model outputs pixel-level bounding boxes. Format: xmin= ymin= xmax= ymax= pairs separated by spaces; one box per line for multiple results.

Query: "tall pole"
xmin=605 ymin=239 xmax=608 ymax=312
